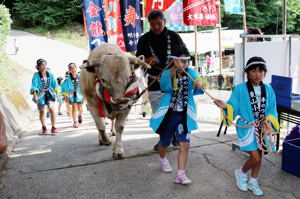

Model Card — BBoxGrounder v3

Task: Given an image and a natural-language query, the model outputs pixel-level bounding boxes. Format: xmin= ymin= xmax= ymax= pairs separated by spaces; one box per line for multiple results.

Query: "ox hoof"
xmin=99 ymin=140 xmax=112 ymax=146
xmin=113 ymin=153 xmax=124 ymax=160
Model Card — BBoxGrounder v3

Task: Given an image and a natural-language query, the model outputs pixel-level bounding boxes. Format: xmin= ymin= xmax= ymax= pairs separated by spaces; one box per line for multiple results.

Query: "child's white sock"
xmin=159 ymin=157 xmax=167 ymax=162
xmin=177 ymin=169 xmax=185 ymax=176
xmin=249 ymin=176 xmax=258 ymax=183
xmin=239 ymin=168 xmax=248 ymax=177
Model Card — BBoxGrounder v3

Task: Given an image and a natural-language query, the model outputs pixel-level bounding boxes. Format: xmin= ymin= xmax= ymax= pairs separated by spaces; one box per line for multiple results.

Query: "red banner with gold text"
xmin=104 ymin=0 xmax=126 ymax=51
xmin=183 ymin=0 xmax=219 ymax=26
xmin=145 ymin=0 xmax=176 ymax=17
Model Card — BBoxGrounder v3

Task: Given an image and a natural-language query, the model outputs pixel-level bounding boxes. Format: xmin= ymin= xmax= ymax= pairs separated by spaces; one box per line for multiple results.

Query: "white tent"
xmin=179 ymin=29 xmax=243 ymax=54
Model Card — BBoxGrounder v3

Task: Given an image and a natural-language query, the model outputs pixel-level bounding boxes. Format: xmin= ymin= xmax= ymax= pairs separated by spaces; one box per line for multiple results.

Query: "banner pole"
xmin=194 ymin=26 xmax=198 ymax=72
xmin=282 ymin=0 xmax=287 ymax=35
xmin=217 ymin=1 xmax=222 ymax=74
xmin=242 ymin=0 xmax=247 ymax=31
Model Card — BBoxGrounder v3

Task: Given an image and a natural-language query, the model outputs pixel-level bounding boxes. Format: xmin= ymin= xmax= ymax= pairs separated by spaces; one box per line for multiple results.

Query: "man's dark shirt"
xmin=136 ymin=27 xmax=185 ymax=91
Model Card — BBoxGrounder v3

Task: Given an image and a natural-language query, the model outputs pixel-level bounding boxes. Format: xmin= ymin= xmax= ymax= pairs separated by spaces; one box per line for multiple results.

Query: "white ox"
xmin=79 ymin=43 xmax=150 ymax=159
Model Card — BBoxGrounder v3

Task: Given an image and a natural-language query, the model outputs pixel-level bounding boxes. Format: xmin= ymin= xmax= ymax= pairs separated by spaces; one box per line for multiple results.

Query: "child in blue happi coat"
xmin=56 ymin=76 xmax=64 ymax=115
xmin=61 ymin=71 xmax=72 ymax=117
xmin=62 ymin=63 xmax=83 ymax=128
xmin=214 ymin=57 xmax=279 ymax=196
xmin=150 ymin=47 xmax=205 ymax=185
xmin=30 ymin=59 xmax=60 ymax=134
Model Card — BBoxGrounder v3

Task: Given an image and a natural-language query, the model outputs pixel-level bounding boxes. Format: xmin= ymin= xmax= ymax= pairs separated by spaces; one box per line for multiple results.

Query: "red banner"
xmin=145 ymin=0 xmax=176 ymax=17
xmin=104 ymin=0 xmax=126 ymax=51
xmin=183 ymin=0 xmax=219 ymax=26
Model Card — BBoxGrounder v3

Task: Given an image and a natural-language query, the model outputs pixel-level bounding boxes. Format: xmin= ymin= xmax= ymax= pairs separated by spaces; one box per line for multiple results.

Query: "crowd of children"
xmin=30 ymin=43 xmax=278 ymax=196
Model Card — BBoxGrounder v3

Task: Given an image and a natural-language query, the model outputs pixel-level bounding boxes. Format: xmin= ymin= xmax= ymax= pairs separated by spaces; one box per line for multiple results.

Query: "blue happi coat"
xmin=30 ymin=72 xmax=59 ymax=104
xmin=57 ymin=86 xmax=63 ymax=103
xmin=62 ymin=74 xmax=83 ymax=103
xmin=61 ymin=79 xmax=68 ymax=97
xmin=150 ymin=67 xmax=204 ymax=133
xmin=223 ymin=82 xmax=279 ymax=151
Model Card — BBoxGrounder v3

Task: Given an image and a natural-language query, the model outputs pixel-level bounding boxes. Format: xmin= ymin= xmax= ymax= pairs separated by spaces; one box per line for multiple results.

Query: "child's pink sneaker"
xmin=51 ymin=127 xmax=57 ymax=134
xmin=159 ymin=160 xmax=172 ymax=173
xmin=73 ymin=122 xmax=79 ymax=128
xmin=174 ymin=174 xmax=192 ymax=184
xmin=78 ymin=116 xmax=82 ymax=124
xmin=41 ymin=126 xmax=47 ymax=135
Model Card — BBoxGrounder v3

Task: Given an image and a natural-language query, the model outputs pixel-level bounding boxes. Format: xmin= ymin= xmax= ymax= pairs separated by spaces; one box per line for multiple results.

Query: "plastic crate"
xmin=276 ymin=94 xmax=300 ymax=108
xmin=271 ymin=75 xmax=292 ymax=97
xmin=282 ymin=138 xmax=300 ymax=178
xmin=271 ymin=75 xmax=300 ymax=108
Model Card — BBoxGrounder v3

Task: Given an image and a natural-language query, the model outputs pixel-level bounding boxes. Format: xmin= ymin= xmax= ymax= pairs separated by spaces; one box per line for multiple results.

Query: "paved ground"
xmin=1 ymin=110 xmax=299 ymax=199
xmin=6 ymin=29 xmax=88 ymax=77
xmin=1 ymin=29 xmax=299 ymax=199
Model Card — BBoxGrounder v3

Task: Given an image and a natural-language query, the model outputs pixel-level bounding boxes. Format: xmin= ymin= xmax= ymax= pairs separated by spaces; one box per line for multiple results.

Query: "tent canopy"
xmin=179 ymin=29 xmax=243 ymax=54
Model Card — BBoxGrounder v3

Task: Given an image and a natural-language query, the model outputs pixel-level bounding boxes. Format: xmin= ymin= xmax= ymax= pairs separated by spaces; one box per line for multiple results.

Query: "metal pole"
xmin=217 ymin=1 xmax=222 ymax=74
xmin=242 ymin=37 xmax=245 ymax=82
xmin=242 ymin=0 xmax=247 ymax=31
xmin=141 ymin=1 xmax=145 ymax=30
xmin=194 ymin=26 xmax=198 ymax=72
xmin=288 ymin=36 xmax=292 ymax=77
xmin=283 ymin=0 xmax=287 ymax=35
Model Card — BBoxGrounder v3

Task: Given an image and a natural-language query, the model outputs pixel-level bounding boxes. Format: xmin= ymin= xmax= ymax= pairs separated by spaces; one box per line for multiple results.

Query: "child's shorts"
xmin=159 ymin=111 xmax=190 ymax=147
xmin=37 ymin=101 xmax=54 ymax=111
xmin=69 ymin=100 xmax=83 ymax=105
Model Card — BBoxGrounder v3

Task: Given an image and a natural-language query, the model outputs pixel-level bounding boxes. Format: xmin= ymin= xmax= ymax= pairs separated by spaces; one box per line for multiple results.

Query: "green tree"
xmin=221 ymin=0 xmax=300 ymax=35
xmin=12 ymin=0 xmax=82 ymax=29
xmin=0 ymin=4 xmax=12 ymax=56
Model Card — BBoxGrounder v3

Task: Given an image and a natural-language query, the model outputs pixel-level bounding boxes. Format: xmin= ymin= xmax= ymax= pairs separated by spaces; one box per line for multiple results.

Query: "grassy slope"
xmin=0 ymin=58 xmax=22 ymax=94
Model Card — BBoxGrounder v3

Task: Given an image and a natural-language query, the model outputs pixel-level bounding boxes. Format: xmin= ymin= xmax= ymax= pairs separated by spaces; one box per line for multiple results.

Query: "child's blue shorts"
xmin=159 ymin=111 xmax=190 ymax=147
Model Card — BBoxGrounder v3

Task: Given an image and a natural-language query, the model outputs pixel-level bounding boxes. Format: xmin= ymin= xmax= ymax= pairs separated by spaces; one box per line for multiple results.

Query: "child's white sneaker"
xmin=159 ymin=160 xmax=172 ymax=173
xmin=248 ymin=180 xmax=264 ymax=196
xmin=174 ymin=174 xmax=192 ymax=184
xmin=234 ymin=169 xmax=248 ymax=192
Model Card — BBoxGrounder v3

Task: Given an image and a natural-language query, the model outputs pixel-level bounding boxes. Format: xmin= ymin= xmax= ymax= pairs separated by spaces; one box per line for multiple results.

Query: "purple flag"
xmin=120 ymin=0 xmax=142 ymax=52
xmin=82 ymin=0 xmax=108 ymax=50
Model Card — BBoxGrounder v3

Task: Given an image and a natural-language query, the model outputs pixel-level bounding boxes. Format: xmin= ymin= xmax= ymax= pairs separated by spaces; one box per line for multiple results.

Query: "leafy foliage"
xmin=12 ymin=0 xmax=82 ymax=29
xmin=0 ymin=4 xmax=12 ymax=53
xmin=221 ymin=0 xmax=300 ymax=34
xmin=0 ymin=5 xmax=17 ymax=93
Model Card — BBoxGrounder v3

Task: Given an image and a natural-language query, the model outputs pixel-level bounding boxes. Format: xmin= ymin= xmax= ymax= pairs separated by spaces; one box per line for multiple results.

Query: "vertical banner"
xmin=82 ymin=0 xmax=107 ymax=50
xmin=145 ymin=0 xmax=176 ymax=17
xmin=120 ymin=0 xmax=143 ymax=52
xmin=224 ymin=0 xmax=242 ymax=14
xmin=104 ymin=0 xmax=126 ymax=51
xmin=183 ymin=0 xmax=219 ymax=26
xmin=165 ymin=0 xmax=193 ymax=32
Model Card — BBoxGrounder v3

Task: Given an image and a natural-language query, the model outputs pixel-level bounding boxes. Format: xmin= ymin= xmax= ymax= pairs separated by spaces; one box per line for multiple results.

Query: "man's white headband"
xmin=245 ymin=61 xmax=266 ymax=70
xmin=170 ymin=56 xmax=190 ymax=60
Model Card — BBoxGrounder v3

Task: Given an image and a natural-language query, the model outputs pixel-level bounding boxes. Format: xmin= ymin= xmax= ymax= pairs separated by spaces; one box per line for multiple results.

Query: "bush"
xmin=12 ymin=0 xmax=82 ymax=30
xmin=0 ymin=4 xmax=12 ymax=56
xmin=0 ymin=5 xmax=16 ymax=93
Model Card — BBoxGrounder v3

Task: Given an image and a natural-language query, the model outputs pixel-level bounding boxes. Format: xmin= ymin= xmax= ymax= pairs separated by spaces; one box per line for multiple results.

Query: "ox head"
xmin=83 ymin=54 xmax=150 ymax=99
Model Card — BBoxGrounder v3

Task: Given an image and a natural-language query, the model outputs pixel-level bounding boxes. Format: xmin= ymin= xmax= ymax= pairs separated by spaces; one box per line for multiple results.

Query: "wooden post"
xmin=283 ymin=0 xmax=287 ymax=35
xmin=242 ymin=0 xmax=247 ymax=31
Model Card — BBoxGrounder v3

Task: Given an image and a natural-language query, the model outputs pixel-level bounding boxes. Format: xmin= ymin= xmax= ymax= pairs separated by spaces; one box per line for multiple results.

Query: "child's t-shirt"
xmin=254 ymin=86 xmax=261 ymax=110
xmin=173 ymin=76 xmax=184 ymax=112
